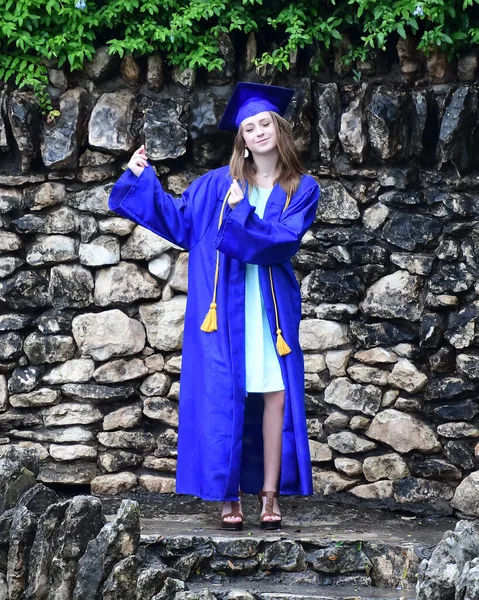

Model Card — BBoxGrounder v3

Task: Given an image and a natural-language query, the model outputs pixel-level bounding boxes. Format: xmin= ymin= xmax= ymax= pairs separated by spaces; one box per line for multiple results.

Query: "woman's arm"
xmin=214 ymin=184 xmax=320 ymax=265
xmin=108 ymin=162 xmax=219 ymax=251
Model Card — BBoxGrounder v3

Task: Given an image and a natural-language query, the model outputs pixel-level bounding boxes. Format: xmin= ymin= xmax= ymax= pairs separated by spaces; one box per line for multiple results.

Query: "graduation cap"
xmin=218 ymin=82 xmax=295 ymax=131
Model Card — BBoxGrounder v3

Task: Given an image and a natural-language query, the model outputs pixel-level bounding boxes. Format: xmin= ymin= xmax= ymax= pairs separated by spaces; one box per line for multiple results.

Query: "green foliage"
xmin=1 ymin=0 xmax=479 ymax=113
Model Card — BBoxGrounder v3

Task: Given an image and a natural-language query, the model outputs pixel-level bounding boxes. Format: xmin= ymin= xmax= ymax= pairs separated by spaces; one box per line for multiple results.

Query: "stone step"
xmin=99 ymin=494 xmax=455 ymax=593
xmin=186 ymin=581 xmax=416 ymax=599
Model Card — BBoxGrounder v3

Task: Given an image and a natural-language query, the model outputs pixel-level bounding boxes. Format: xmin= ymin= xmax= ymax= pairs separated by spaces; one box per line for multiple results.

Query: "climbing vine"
xmin=1 ymin=0 xmax=479 ymax=113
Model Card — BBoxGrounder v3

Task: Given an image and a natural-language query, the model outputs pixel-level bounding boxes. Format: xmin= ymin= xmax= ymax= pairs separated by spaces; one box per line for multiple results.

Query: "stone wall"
xmin=1 ymin=39 xmax=479 ymax=516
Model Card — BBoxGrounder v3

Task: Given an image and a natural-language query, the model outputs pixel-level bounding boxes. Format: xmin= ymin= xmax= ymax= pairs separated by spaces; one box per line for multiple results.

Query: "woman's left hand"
xmin=228 ymin=179 xmax=244 ymax=209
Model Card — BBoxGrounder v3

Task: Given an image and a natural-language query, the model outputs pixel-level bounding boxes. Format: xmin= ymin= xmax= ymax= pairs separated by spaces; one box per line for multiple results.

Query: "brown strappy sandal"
xmin=258 ymin=490 xmax=282 ymax=530
xmin=221 ymin=492 xmax=243 ymax=531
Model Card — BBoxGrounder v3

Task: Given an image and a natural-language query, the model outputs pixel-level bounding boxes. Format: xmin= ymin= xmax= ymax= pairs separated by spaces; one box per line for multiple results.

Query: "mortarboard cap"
xmin=218 ymin=82 xmax=295 ymax=131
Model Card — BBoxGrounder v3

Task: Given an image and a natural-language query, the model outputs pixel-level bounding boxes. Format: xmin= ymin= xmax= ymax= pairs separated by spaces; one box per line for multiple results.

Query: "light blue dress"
xmin=245 ymin=186 xmax=285 ymax=393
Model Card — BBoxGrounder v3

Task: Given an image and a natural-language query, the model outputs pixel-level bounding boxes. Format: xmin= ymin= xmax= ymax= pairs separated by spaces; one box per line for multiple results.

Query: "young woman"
xmin=109 ymin=82 xmax=320 ymax=530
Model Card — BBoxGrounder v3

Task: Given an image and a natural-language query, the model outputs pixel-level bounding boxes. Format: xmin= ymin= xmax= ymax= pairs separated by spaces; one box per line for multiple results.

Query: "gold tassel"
xmin=200 ymin=302 xmax=218 ymax=332
xmin=201 ymin=192 xmax=230 ymax=334
xmin=276 ymin=328 xmax=292 ymax=356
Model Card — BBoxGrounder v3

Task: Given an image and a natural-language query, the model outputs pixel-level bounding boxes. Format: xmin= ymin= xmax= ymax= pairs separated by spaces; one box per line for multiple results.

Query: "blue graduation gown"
xmin=109 ymin=165 xmax=320 ymax=501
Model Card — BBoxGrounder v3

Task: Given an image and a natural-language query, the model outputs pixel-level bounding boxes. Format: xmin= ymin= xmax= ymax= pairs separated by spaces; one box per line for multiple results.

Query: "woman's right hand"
xmin=127 ymin=145 xmax=149 ymax=177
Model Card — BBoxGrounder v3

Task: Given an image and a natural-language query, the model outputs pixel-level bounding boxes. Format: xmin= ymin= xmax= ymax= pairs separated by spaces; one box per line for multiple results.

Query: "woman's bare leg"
xmin=261 ymin=390 xmax=284 ymax=521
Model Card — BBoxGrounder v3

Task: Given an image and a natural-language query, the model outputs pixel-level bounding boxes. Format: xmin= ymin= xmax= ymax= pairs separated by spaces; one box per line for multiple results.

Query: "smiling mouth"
xmin=257 ymin=139 xmax=270 ymax=144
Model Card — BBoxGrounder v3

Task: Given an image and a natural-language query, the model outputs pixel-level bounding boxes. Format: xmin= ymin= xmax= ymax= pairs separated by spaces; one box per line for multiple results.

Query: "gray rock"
xmin=8 ymin=90 xmax=40 ymax=172
xmin=42 ymin=403 xmax=102 ymax=427
xmin=61 ymin=383 xmax=135 ymax=404
xmin=28 ymin=182 xmax=66 ymax=211
xmin=327 ymin=431 xmax=377 ymax=454
xmin=410 ymin=459 xmax=461 ymax=480
xmin=439 ymin=86 xmax=478 ymax=175
xmin=382 ymin=212 xmax=442 ymax=251
xmin=121 ymin=226 xmax=173 ymax=261
xmin=99 ymin=217 xmax=135 ymax=237
xmin=94 ymin=359 xmax=148 ymax=383
xmin=168 ymin=253 xmax=188 ymax=293
xmin=7 ymin=506 xmax=37 ymax=600
xmin=72 ymin=500 xmax=140 ymax=600
xmin=0 ymin=187 xmax=23 ymax=213
xmin=140 ymin=373 xmax=171 ymax=397
xmin=0 ymin=332 xmax=23 ymax=360
xmin=366 ymin=86 xmax=412 ymax=161
xmin=0 ymin=256 xmax=24 ymax=279
xmin=0 ymin=313 xmax=33 ymax=332
xmin=0 ymin=231 xmax=22 ymax=252
xmin=94 ymin=262 xmax=161 ymax=306
xmin=99 ymin=452 xmax=143 ymax=474
xmin=17 ymin=483 xmax=58 ymax=517
xmin=388 ymin=359 xmax=428 ymax=393
xmin=313 ymin=83 xmax=340 ymax=162
xmin=437 ymin=422 xmax=479 ymax=438
xmin=307 ymin=541 xmax=371 ymax=574
xmin=367 ymin=409 xmax=441 ymax=454
xmin=363 ymin=453 xmax=410 ymax=482
xmin=48 ymin=264 xmax=94 ymax=309
xmin=315 ymin=180 xmax=359 ymax=223
xmin=347 ymin=365 xmax=388 ymax=386
xmin=140 ymin=296 xmax=187 ymax=352
xmin=390 ymin=252 xmax=435 ymax=275
xmin=79 ymin=236 xmax=120 ymax=266
xmin=26 ymin=235 xmax=77 ymax=266
xmin=38 ymin=461 xmax=98 ymax=485
xmin=10 ymin=427 xmax=94 ymax=444
xmin=339 ymin=96 xmax=368 ymax=163
xmin=43 ymin=359 xmax=95 ymax=385
xmin=98 ymin=431 xmax=156 ymax=451
xmin=89 ymin=91 xmax=136 ymax=154
xmin=84 ymin=46 xmax=120 ymax=80
xmin=10 ymin=388 xmax=61 ymax=408
xmin=91 ymin=472 xmax=137 ymax=495
xmin=334 ymin=457 xmax=362 ymax=476
xmin=299 ymin=319 xmax=350 ymax=351
xmin=394 ymin=477 xmax=454 ymax=510
xmin=360 ymin=271 xmax=424 ymax=321
xmin=444 ymin=440 xmax=476 ymax=470
xmin=101 ymin=555 xmax=142 ymax=600
xmin=416 ymin=520 xmax=479 ymax=600
xmin=25 ymin=501 xmax=70 ymax=600
xmin=260 ymin=540 xmax=306 ymax=572
xmin=0 ymin=446 xmax=38 ymax=513
xmin=48 ymin=495 xmax=105 ymax=600
xmin=143 ymin=397 xmax=178 ymax=427
xmin=37 ymin=309 xmax=74 ymax=335
xmin=146 ymin=54 xmax=165 ymax=92
xmin=151 ymin=577 xmax=186 ymax=600
xmin=324 ymin=378 xmax=382 ymax=416
xmin=313 ymin=469 xmax=359 ymax=494
xmin=49 ymin=444 xmax=97 ymax=461
xmin=0 ymin=412 xmax=43 ymax=430
xmin=72 ymin=310 xmax=145 ymax=361
xmin=143 ymin=95 xmax=188 ymax=161
xmin=41 ymin=88 xmax=89 ymax=169
xmin=0 ymin=270 xmax=50 ymax=309
xmin=66 ymin=183 xmax=112 ymax=215
xmin=189 ymin=89 xmax=231 ymax=167
xmin=451 ymin=472 xmax=479 ymax=517
xmin=103 ymin=405 xmax=142 ymax=431
xmin=24 ymin=332 xmax=75 ymax=364
xmin=302 ymin=269 xmax=363 ymax=303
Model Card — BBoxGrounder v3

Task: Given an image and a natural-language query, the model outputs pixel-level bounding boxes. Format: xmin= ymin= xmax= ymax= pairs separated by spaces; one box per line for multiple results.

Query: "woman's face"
xmin=241 ymin=111 xmax=278 ymax=156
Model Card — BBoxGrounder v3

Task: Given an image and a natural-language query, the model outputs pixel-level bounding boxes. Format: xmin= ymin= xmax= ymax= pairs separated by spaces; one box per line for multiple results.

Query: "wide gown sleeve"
xmin=214 ymin=184 xmax=320 ymax=265
xmin=108 ymin=165 xmax=218 ymax=251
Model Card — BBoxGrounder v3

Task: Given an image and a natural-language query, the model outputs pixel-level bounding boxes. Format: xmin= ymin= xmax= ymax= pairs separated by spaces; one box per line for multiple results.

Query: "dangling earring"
xmin=244 ymin=147 xmax=249 ymax=159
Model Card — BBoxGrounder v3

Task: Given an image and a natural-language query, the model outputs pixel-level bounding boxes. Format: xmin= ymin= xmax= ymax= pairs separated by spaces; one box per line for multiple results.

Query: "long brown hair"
xmin=229 ymin=112 xmax=306 ymax=198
